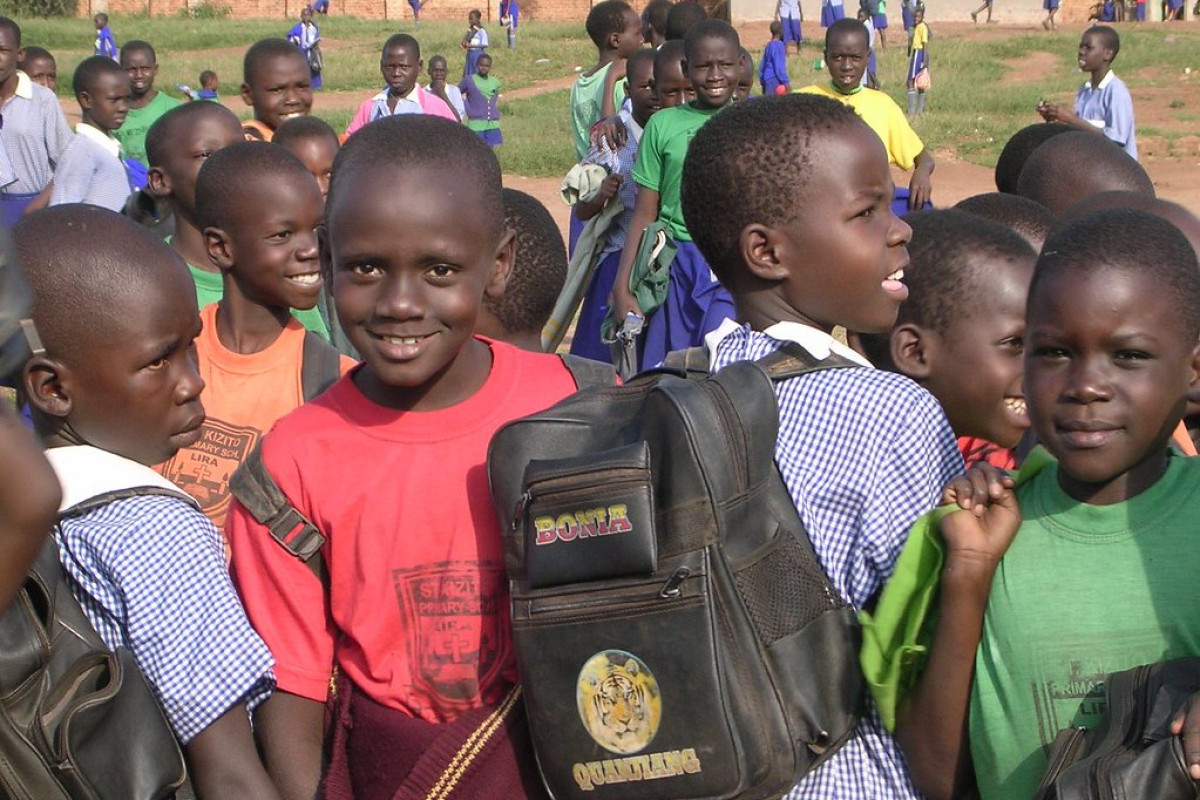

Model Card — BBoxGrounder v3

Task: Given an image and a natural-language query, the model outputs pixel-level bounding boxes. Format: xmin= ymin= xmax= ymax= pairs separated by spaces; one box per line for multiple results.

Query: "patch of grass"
xmin=496 ymin=88 xmax=576 ymax=176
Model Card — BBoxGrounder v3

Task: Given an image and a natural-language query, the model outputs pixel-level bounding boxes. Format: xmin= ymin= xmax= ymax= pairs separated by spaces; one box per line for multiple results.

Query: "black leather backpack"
xmin=0 ymin=489 xmax=188 ymax=800
xmin=486 ymin=343 xmax=866 ymax=800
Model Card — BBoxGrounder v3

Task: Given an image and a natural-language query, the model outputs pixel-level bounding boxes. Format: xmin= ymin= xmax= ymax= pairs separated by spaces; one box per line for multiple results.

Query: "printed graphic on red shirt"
xmin=392 ymin=562 xmax=510 ymax=713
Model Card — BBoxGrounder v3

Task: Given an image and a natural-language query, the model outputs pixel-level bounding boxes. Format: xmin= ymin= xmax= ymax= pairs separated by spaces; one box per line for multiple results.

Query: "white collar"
xmin=1083 ymin=70 xmax=1115 ymax=91
xmin=705 ymin=317 xmax=874 ymax=367
xmin=74 ymin=123 xmax=122 ymax=158
xmin=14 ymin=70 xmax=32 ymax=99
xmin=619 ymin=107 xmax=644 ymax=141
xmin=44 ymin=445 xmax=196 ymax=514
xmin=374 ymin=84 xmax=422 ymax=104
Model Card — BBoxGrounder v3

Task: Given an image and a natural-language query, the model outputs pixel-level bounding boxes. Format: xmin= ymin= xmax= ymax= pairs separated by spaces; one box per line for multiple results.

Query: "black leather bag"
xmin=487 ymin=344 xmax=865 ymax=800
xmin=0 ymin=493 xmax=187 ymax=800
xmin=1036 ymin=657 xmax=1200 ymax=800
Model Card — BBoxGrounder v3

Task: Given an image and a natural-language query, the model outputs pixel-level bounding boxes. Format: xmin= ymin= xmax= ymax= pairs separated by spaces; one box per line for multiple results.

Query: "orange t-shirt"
xmin=158 ymin=303 xmax=354 ymax=529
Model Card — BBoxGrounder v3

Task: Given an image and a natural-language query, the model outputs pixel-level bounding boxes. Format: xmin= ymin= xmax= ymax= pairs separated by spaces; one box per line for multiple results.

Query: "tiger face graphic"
xmin=576 ymin=650 xmax=662 ymax=754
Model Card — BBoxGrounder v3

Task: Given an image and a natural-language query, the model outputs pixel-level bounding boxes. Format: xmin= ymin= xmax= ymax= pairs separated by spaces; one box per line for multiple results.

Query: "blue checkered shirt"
xmin=709 ymin=321 xmax=963 ymax=798
xmin=55 ymin=494 xmax=275 ymax=744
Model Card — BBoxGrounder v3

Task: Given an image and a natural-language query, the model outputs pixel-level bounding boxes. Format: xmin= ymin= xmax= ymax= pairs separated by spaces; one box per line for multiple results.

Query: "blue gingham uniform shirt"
xmin=709 ymin=321 xmax=963 ymax=799
xmin=584 ymin=107 xmax=643 ymax=259
xmin=55 ymin=494 xmax=275 ymax=744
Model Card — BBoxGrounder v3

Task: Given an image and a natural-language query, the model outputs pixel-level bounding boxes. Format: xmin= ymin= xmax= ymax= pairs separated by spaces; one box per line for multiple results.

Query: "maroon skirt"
xmin=320 ymin=679 xmax=550 ymax=800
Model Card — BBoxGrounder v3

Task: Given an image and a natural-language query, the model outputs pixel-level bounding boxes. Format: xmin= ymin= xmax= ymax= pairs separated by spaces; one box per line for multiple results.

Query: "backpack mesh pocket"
xmin=733 ymin=528 xmax=844 ymax=646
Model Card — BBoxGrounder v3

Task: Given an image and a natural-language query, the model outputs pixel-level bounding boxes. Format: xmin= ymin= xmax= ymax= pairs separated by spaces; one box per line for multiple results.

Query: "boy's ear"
xmin=1186 ymin=341 xmax=1200 ymax=390
xmin=23 ymin=356 xmax=72 ymax=421
xmin=484 ymin=227 xmax=516 ymax=301
xmin=146 ymin=166 xmax=170 ymax=199
xmin=739 ymin=222 xmax=790 ymax=283
xmin=890 ymin=323 xmax=934 ymax=380
xmin=204 ymin=227 xmax=235 ymax=273
xmin=240 ymin=82 xmax=254 ymax=107
xmin=77 ymin=90 xmax=94 ymax=112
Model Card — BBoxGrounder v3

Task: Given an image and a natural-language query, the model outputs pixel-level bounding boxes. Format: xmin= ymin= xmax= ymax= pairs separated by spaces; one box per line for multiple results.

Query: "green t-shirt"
xmin=631 ymin=102 xmax=725 ymax=242
xmin=970 ymin=452 xmax=1200 ymax=800
xmin=570 ymin=62 xmax=629 ymax=161
xmin=113 ymin=90 xmax=182 ymax=166
xmin=187 ymin=262 xmax=330 ymax=341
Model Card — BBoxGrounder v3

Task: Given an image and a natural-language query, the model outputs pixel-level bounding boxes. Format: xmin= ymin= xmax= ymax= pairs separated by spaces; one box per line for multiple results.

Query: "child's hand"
xmin=597 ymin=174 xmax=623 ymax=203
xmin=610 ymin=286 xmax=644 ymax=325
xmin=1036 ymin=99 xmax=1060 ymax=122
xmin=938 ymin=463 xmax=1021 ymax=570
xmin=1170 ymin=693 xmax=1200 ymax=780
xmin=590 ymin=115 xmax=627 ymax=150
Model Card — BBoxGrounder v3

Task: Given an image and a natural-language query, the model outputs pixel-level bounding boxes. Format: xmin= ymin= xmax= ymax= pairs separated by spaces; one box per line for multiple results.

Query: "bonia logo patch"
xmin=534 ymin=505 xmax=632 ymax=545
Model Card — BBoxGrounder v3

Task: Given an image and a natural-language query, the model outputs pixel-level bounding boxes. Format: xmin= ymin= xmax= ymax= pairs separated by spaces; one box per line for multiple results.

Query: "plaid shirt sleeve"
xmin=55 ymin=495 xmax=275 ymax=745
xmin=712 ymin=325 xmax=963 ymax=798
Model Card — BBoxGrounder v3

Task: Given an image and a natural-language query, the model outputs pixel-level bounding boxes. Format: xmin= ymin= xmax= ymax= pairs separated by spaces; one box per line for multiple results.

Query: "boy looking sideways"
xmin=16 ymin=205 xmax=279 ymax=800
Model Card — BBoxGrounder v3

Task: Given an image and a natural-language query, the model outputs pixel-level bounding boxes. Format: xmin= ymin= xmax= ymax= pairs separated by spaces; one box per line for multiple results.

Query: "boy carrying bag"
xmin=486 ymin=342 xmax=866 ymax=800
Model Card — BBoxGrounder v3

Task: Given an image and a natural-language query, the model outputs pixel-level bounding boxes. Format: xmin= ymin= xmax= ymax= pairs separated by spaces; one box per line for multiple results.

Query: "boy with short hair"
xmin=737 ymin=46 xmax=755 ymax=100
xmin=274 ymin=114 xmax=339 ymax=200
xmin=426 ymin=54 xmax=464 ymax=121
xmin=653 ymin=39 xmax=695 ymax=107
xmin=240 ymin=38 xmax=313 ymax=142
xmin=760 ymin=21 xmax=790 ymax=96
xmin=115 ymin=40 xmax=181 ymax=167
xmin=897 ymin=208 xmax=1200 ymax=800
xmin=93 ymin=13 xmax=117 ymax=60
xmin=460 ymin=53 xmax=502 ymax=146
xmin=50 ymin=56 xmax=132 ymax=211
xmin=665 ymin=1 xmax=707 ymax=40
xmin=15 ymin=204 xmax=280 ymax=800
xmin=800 ymin=19 xmax=933 ymax=210
xmin=157 ymin=143 xmax=352 ymax=530
xmin=1036 ymin=25 xmax=1137 ymax=160
xmin=196 ymin=69 xmax=220 ymax=100
xmin=145 ymin=102 xmax=330 ymax=337
xmin=477 ymin=187 xmax=568 ymax=351
xmin=1015 ymin=129 xmax=1153 ymax=216
xmin=345 ymin=34 xmax=456 ymax=138
xmin=571 ymin=0 xmax=643 ymax=161
xmin=226 ymin=115 xmax=604 ymax=800
xmin=18 ymin=45 xmax=56 ymax=91
xmin=954 ymin=192 xmax=1054 ymax=251
xmin=0 ymin=17 xmax=73 ymax=226
xmin=680 ymin=92 xmax=963 ymax=797
xmin=569 ymin=47 xmax=658 ymax=362
xmin=610 ymin=20 xmax=742 ymax=369
xmin=642 ymin=0 xmax=672 ymax=48
xmin=856 ymin=209 xmax=1036 ymax=469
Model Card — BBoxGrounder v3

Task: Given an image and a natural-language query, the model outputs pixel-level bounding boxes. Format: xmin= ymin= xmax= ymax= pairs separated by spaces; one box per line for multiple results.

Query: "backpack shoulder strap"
xmin=559 ymin=353 xmax=617 ymax=389
xmin=60 ymin=486 xmax=193 ymax=519
xmin=660 ymin=346 xmax=710 ymax=377
xmin=228 ymin=443 xmax=327 ymax=584
xmin=301 ymin=330 xmax=342 ymax=402
xmin=755 ymin=341 xmax=862 ymax=381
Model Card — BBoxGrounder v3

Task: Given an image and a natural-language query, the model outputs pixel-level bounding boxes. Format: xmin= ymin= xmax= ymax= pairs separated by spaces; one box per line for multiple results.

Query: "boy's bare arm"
xmin=1035 ymin=100 xmax=1103 ymax=135
xmin=254 ymin=690 xmax=326 ymax=800
xmin=895 ymin=466 xmax=1020 ymax=800
xmin=575 ymin=174 xmax=622 ymax=221
xmin=600 ymin=59 xmax=628 ymax=120
xmin=909 ymin=148 xmax=935 ymax=210
xmin=187 ymin=703 xmax=283 ymax=800
xmin=610 ymin=188 xmax=661 ymax=323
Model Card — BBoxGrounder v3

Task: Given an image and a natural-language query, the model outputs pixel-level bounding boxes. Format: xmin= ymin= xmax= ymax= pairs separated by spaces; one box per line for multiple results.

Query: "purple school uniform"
xmin=641 ymin=241 xmax=735 ymax=370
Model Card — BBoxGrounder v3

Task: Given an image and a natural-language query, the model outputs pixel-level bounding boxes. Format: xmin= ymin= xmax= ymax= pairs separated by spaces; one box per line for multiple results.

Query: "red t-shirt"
xmin=227 ymin=340 xmax=580 ymax=723
xmin=957 ymin=436 xmax=1016 ymax=471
